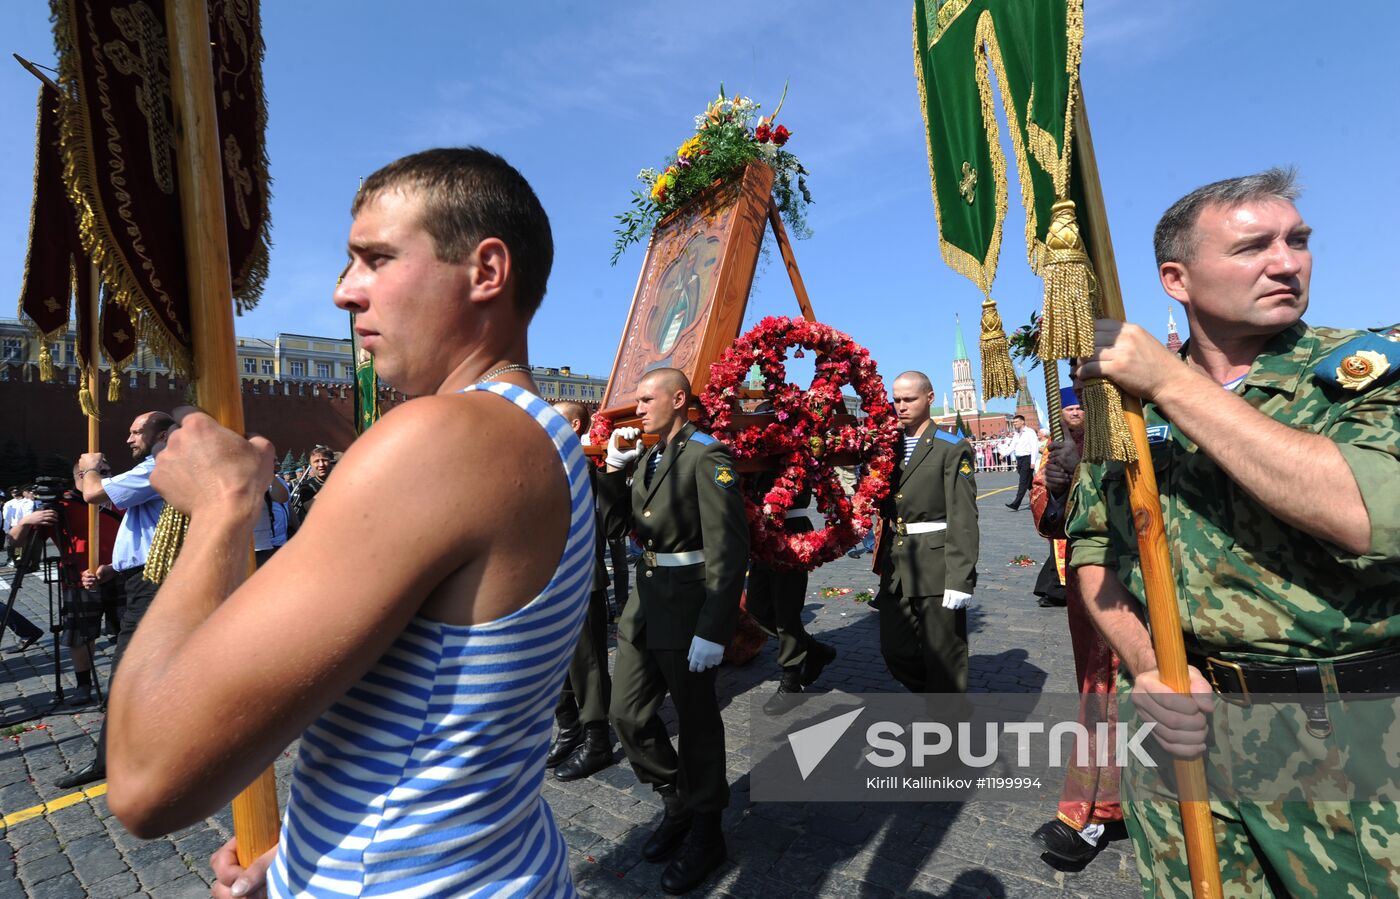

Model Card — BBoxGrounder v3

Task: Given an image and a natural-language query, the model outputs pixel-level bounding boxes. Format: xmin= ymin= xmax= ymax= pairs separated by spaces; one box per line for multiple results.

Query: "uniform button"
xmin=645 ymin=570 xmax=654 ymax=578
xmin=643 ymin=510 xmax=652 ymax=518
xmin=647 ymin=539 xmax=655 ymax=547
xmin=896 ymin=493 xmax=903 ymax=500
xmin=896 ymin=540 xmax=904 ymax=546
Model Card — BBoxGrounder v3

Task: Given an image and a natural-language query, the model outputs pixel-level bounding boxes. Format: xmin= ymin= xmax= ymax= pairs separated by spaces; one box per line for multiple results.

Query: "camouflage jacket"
xmin=1067 ymin=322 xmax=1400 ymax=664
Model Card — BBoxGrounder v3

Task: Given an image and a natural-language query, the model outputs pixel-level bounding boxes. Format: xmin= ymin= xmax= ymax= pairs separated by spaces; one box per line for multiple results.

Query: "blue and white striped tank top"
xmin=268 ymin=382 xmax=593 ymax=897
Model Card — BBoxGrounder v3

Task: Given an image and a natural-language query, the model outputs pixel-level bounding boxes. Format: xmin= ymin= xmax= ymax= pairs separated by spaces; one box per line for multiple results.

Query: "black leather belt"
xmin=1190 ymin=650 xmax=1400 ymax=701
xmin=1190 ymin=649 xmax=1400 ymax=736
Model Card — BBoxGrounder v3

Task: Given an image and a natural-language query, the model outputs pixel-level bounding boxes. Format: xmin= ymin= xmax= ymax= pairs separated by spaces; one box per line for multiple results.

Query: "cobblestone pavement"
xmin=0 ymin=472 xmax=1141 ymax=897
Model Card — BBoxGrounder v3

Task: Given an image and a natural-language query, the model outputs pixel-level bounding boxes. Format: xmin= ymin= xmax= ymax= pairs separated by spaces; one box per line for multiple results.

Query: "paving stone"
xmin=24 ymin=871 xmax=86 ymax=899
xmin=134 ymin=854 xmax=191 ymax=891
xmin=85 ymin=871 xmax=142 ymax=898
xmin=20 ymin=848 xmax=74 ymax=885
xmin=147 ymin=873 xmax=211 ymax=898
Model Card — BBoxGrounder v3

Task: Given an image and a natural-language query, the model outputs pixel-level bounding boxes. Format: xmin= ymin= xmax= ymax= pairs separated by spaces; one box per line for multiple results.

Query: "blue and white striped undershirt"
xmin=267 ymin=382 xmax=593 ymax=898
xmin=903 ymin=434 xmax=921 ymax=465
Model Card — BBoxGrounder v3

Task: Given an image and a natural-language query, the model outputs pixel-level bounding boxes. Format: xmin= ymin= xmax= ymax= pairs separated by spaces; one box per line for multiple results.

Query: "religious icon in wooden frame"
xmin=598 ymin=163 xmax=774 ymax=418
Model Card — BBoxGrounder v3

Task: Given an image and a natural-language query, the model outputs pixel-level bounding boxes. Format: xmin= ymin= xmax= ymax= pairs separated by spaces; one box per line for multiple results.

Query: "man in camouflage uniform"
xmin=1067 ymin=169 xmax=1400 ymax=896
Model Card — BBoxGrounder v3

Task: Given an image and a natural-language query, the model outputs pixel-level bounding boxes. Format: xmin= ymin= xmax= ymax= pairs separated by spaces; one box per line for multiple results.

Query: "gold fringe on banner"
xmin=1080 ymin=377 xmax=1137 ymax=463
xmin=145 ymin=505 xmax=190 ymax=584
xmin=38 ymin=344 xmax=54 ymax=382
xmin=108 ymin=361 xmax=122 ymax=402
xmin=979 ymin=297 xmax=1018 ymax=398
xmin=1039 ymin=200 xmax=1096 ymax=360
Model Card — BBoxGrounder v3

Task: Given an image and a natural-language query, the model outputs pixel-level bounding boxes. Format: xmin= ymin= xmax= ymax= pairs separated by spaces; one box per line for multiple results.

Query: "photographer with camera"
xmin=287 ymin=444 xmax=334 ymax=532
xmin=56 ymin=410 xmax=172 ymax=789
xmin=8 ymin=468 xmax=124 ymax=703
xmin=2 ymin=484 xmax=48 ymax=652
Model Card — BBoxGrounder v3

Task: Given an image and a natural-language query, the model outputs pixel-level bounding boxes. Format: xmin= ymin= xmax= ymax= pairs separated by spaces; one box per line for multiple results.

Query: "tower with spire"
xmin=1166 ymin=307 xmax=1183 ymax=353
xmin=952 ymin=314 xmax=977 ymax=414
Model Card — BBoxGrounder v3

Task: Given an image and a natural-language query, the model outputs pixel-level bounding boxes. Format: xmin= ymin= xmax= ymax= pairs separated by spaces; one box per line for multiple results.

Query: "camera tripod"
xmin=0 ymin=511 xmax=108 ymax=728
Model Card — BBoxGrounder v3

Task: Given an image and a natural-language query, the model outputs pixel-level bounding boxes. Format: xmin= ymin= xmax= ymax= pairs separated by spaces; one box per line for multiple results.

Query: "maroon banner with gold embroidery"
xmin=18 ymin=84 xmax=76 ymax=379
xmin=20 ymin=81 xmax=151 ymax=409
xmin=50 ymin=0 xmax=270 ymax=378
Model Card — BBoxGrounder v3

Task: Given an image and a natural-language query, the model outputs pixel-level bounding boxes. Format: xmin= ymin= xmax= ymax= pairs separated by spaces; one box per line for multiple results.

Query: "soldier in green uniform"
xmin=874 ymin=371 xmax=980 ymax=694
xmin=1068 ymin=169 xmax=1400 ymax=896
xmin=598 ymin=367 xmax=748 ymax=896
xmin=546 ymin=401 xmax=616 ymax=782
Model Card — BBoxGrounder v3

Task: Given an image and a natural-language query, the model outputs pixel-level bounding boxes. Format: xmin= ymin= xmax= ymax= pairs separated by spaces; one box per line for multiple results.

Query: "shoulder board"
xmin=1314 ymin=331 xmax=1400 ymax=393
xmin=1369 ymin=323 xmax=1400 ymax=341
xmin=933 ymin=429 xmax=961 ymax=446
xmin=689 ymin=431 xmax=717 ymax=446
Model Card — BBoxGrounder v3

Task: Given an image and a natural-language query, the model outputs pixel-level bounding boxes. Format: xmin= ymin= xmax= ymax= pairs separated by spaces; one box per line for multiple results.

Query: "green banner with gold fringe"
xmin=913 ymin=0 xmax=1094 ymax=400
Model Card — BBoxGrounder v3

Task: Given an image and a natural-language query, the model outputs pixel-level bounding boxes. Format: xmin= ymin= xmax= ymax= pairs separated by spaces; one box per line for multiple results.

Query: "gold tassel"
xmin=979 ymin=297 xmax=1018 ymax=398
xmin=144 ymin=506 xmax=190 ymax=584
xmin=1080 ymin=377 xmax=1137 ymax=463
xmin=78 ymin=366 xmax=98 ymax=418
xmin=108 ymin=363 xmax=122 ymax=402
xmin=1039 ymin=200 xmax=1096 ymax=361
xmin=38 ymin=344 xmax=54 ymax=382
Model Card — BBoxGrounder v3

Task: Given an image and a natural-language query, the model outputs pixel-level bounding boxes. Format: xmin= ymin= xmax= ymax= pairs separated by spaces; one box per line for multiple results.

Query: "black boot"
xmin=55 ymin=760 xmax=105 ymax=790
xmin=546 ymin=719 xmax=583 ymax=769
xmin=661 ymin=811 xmax=726 ymax=894
xmin=1031 ymin=819 xmax=1101 ymax=864
xmin=554 ymin=723 xmax=614 ymax=782
xmin=800 ymin=640 xmax=837 ymax=687
xmin=642 ymin=788 xmax=693 ymax=862
xmin=762 ymin=668 xmax=804 ymax=715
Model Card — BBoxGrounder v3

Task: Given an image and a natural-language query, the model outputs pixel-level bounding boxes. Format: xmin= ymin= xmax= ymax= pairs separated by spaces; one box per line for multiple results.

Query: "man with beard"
xmin=57 ymin=410 xmax=173 ymax=788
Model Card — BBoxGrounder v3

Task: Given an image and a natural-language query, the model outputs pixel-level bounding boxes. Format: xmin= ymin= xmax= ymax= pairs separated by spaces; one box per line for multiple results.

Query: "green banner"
xmin=350 ymin=312 xmax=379 ymax=435
xmin=912 ymin=0 xmax=1082 ymax=289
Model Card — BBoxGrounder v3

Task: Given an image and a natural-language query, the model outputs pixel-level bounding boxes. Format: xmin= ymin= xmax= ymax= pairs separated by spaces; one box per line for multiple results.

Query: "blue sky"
xmin=3 ymin=1 xmax=1397 ymax=412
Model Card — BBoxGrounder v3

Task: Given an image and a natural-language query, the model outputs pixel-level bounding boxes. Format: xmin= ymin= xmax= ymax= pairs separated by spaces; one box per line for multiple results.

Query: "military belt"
xmin=895 ymin=521 xmax=947 ymax=536
xmin=1192 ymin=650 xmax=1400 ymax=737
xmin=1194 ymin=651 xmax=1400 ymax=698
xmin=641 ymin=549 xmax=705 ymax=567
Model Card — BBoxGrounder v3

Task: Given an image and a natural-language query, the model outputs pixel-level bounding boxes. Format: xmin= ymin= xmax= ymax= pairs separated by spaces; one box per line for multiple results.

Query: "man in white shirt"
xmin=1004 ymin=414 xmax=1039 ymax=510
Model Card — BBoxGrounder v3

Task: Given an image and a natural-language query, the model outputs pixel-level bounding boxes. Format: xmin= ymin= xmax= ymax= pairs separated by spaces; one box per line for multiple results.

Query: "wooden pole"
xmin=1072 ymin=91 xmax=1222 ymax=899
xmin=163 ymin=0 xmax=279 ymax=866
xmin=766 ymin=201 xmax=817 ymax=323
xmin=87 ymin=263 xmax=101 ymax=574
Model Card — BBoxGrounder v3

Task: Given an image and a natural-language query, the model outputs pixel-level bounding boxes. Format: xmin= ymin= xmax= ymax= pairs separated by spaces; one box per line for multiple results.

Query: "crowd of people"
xmin=4 ymin=151 xmax=1396 ymax=898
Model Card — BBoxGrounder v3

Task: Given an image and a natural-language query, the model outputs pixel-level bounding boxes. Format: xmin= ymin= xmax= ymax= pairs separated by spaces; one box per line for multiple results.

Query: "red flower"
xmin=698 ymin=316 xmax=898 ymax=571
xmin=772 ymin=125 xmax=791 ymax=146
xmin=754 ymin=123 xmax=772 ymax=143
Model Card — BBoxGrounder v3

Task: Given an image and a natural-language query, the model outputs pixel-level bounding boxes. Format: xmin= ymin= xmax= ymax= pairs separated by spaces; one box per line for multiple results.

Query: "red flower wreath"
xmin=699 ymin=316 xmax=899 ymax=571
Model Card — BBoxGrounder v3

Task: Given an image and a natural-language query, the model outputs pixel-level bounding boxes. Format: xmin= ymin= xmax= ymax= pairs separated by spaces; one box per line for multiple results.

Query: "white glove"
xmin=687 ymin=635 xmax=725 ymax=672
xmin=942 ymin=589 xmax=972 ymax=610
xmin=606 ymin=427 xmax=643 ymax=469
